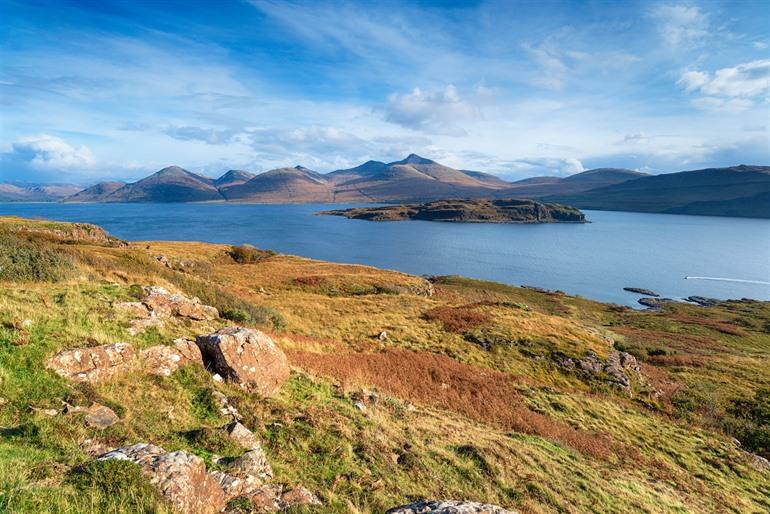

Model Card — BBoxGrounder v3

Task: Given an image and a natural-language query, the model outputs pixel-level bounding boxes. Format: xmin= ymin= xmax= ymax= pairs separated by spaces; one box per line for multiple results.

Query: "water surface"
xmin=2 ymin=203 xmax=768 ymax=307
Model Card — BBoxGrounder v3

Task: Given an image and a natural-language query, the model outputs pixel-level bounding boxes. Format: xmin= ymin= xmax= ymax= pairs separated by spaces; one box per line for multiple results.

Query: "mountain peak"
xmin=395 ymin=154 xmax=435 ymax=165
xmin=156 ymin=165 xmax=188 ymax=175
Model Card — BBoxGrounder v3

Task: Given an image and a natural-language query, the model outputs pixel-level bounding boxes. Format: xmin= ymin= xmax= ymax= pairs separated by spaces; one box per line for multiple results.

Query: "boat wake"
xmin=685 ymin=276 xmax=770 ymax=285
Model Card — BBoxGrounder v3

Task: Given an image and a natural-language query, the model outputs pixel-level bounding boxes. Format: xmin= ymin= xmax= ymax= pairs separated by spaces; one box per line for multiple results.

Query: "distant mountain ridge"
xmin=546 ymin=165 xmax=770 ymax=218
xmin=2 ymin=155 xmax=767 ymax=218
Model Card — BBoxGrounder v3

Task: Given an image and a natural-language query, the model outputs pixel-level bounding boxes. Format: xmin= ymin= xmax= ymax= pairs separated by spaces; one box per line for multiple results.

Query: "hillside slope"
xmin=495 ymin=168 xmax=648 ymax=198
xmin=547 ymin=165 xmax=770 ymax=218
xmin=1 ymin=216 xmax=768 ymax=513
xmin=99 ymin=166 xmax=223 ymax=203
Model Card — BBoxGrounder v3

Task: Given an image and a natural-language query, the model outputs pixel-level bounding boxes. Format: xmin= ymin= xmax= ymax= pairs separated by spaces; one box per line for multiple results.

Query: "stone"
xmin=142 ymin=286 xmax=218 ymax=321
xmin=246 ymin=484 xmax=283 ymax=512
xmin=212 ymin=391 xmax=241 ymax=419
xmin=379 ymin=330 xmax=388 ymax=341
xmin=47 ymin=343 xmax=134 ymax=383
xmin=85 ymin=404 xmax=120 ymax=429
xmin=195 ymin=327 xmax=289 ymax=396
xmin=129 ymin=315 xmax=163 ymax=336
xmin=638 ymin=297 xmax=673 ymax=309
xmin=224 ymin=421 xmax=261 ymax=450
xmin=31 ymin=407 xmax=59 ymax=417
xmin=141 ymin=340 xmax=204 ymax=377
xmin=226 ymin=448 xmax=273 ymax=484
xmin=386 ymin=500 xmax=516 ymax=513
xmin=281 ymin=486 xmax=321 ymax=508
xmin=114 ymin=301 xmax=151 ymax=318
xmin=210 ymin=470 xmax=246 ymax=500
xmin=685 ymin=296 xmax=721 ymax=307
xmin=100 ymin=443 xmax=226 ymax=514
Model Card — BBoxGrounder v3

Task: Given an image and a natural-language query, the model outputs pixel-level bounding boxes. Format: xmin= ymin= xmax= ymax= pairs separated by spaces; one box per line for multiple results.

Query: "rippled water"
xmin=2 ymin=202 xmax=768 ymax=306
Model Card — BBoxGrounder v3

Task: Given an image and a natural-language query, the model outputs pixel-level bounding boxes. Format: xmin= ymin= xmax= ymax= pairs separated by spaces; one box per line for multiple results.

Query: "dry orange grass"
xmin=668 ymin=315 xmax=748 ymax=337
xmin=288 ymin=347 xmax=616 ymax=460
xmin=423 ymin=305 xmax=490 ymax=332
xmin=612 ymin=326 xmax=719 ymax=351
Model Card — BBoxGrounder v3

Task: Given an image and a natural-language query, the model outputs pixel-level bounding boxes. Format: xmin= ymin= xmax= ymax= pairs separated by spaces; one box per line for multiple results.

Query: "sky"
xmin=0 ymin=0 xmax=768 ymax=184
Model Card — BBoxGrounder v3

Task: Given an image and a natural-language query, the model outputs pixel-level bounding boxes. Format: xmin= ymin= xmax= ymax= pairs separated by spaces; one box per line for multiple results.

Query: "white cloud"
xmin=384 ymin=85 xmax=483 ymax=135
xmin=498 ymin=157 xmax=585 ymax=178
xmin=11 ymin=135 xmax=95 ymax=171
xmin=650 ymin=3 xmax=710 ymax=47
xmin=522 ymin=42 xmax=568 ymax=89
xmin=678 ymin=59 xmax=770 ymax=111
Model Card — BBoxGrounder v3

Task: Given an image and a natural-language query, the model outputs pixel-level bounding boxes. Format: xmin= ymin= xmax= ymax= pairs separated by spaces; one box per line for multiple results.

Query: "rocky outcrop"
xmin=99 ymin=443 xmax=226 ymax=514
xmin=142 ymin=286 xmax=218 ymax=321
xmin=224 ymin=421 xmax=261 ymax=450
xmin=47 ymin=343 xmax=134 ymax=383
xmin=141 ymin=339 xmax=204 ymax=377
xmin=686 ymin=296 xmax=721 ymax=307
xmin=386 ymin=500 xmax=516 ymax=513
xmin=638 ymin=297 xmax=674 ymax=309
xmin=195 ymin=327 xmax=289 ymax=396
xmin=554 ymin=350 xmax=641 ymax=390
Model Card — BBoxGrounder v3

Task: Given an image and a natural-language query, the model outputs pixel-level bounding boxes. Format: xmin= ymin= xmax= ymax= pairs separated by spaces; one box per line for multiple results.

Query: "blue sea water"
xmin=1 ymin=202 xmax=768 ymax=307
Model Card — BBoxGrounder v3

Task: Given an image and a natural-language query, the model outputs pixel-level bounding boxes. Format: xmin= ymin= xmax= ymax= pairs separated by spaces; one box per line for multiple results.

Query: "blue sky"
xmin=0 ymin=0 xmax=768 ymax=184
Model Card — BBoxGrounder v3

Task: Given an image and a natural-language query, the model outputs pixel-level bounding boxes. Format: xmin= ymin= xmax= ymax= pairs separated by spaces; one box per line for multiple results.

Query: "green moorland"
xmin=0 ymin=216 xmax=768 ymax=513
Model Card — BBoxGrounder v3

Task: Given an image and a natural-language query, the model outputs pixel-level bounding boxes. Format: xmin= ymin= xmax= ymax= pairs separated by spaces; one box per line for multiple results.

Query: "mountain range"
xmin=1 ymin=155 xmax=768 ymax=218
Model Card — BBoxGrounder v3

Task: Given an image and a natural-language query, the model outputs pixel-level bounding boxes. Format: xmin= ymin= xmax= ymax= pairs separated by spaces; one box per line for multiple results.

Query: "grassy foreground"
xmin=0 ymin=216 xmax=768 ymax=513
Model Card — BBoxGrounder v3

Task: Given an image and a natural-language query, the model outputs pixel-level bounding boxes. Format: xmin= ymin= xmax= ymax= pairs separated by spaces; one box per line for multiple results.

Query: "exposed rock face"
xmin=142 ymin=286 xmax=218 ymax=321
xmin=195 ymin=327 xmax=290 ymax=396
xmin=638 ymin=297 xmax=674 ymax=309
xmin=141 ymin=339 xmax=204 ymax=377
xmin=85 ymin=404 xmax=120 ymax=429
xmin=686 ymin=296 xmax=721 ymax=307
xmin=100 ymin=443 xmax=226 ymax=514
xmin=47 ymin=343 xmax=134 ymax=383
xmin=386 ymin=500 xmax=516 ymax=513
xmin=226 ymin=448 xmax=273 ymax=485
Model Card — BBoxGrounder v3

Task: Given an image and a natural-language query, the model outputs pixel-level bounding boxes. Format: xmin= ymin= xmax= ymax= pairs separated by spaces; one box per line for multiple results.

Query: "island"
xmin=320 ymin=198 xmax=587 ymax=223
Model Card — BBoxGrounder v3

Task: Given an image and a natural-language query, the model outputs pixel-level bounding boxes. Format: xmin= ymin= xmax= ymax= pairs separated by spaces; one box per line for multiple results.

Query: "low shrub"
xmin=727 ymin=388 xmax=770 ymax=458
xmin=0 ymin=234 xmax=73 ymax=282
xmin=227 ymin=245 xmax=274 ymax=264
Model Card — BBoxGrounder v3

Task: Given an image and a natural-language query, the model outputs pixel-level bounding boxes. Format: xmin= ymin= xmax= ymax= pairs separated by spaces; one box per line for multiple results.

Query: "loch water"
xmin=2 ymin=202 xmax=768 ymax=307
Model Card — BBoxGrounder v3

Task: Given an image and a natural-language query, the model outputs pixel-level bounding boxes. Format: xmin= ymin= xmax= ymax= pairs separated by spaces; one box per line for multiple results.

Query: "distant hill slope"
xmin=0 ymin=183 xmax=81 ymax=202
xmin=64 ymin=181 xmax=126 ymax=202
xmin=221 ymin=166 xmax=333 ymax=203
xmin=214 ymin=170 xmax=256 ymax=189
xmin=101 ymin=166 xmax=224 ymax=202
xmin=546 ymin=165 xmax=770 ymax=218
xmin=495 ymin=168 xmax=648 ymax=198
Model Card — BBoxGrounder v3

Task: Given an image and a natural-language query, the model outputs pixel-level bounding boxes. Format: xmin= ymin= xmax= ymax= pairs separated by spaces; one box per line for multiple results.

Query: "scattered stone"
xmin=83 ymin=438 xmax=112 ymax=457
xmin=141 ymin=339 xmax=204 ymax=377
xmin=47 ymin=343 xmax=134 ymax=383
xmin=224 ymin=421 xmax=261 ymax=450
xmin=155 ymin=255 xmax=173 ymax=268
xmin=351 ymin=389 xmax=379 ymax=410
xmin=85 ymin=404 xmax=120 ymax=429
xmin=213 ymin=373 xmax=224 ymax=382
xmin=378 ymin=330 xmax=389 ymax=341
xmin=100 ymin=443 xmax=226 ymax=514
xmin=142 ymin=286 xmax=218 ymax=321
xmin=196 ymin=327 xmax=290 ymax=396
xmin=281 ymin=486 xmax=321 ymax=508
xmin=386 ymin=500 xmax=516 ymax=514
xmin=31 ymin=406 xmax=59 ymax=417
xmin=623 ymin=287 xmax=659 ymax=297
xmin=750 ymin=453 xmax=770 ymax=471
xmin=685 ymin=296 xmax=721 ymax=307
xmin=213 ymin=391 xmax=241 ymax=420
